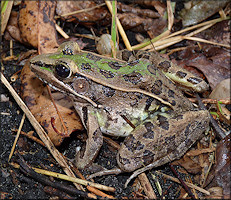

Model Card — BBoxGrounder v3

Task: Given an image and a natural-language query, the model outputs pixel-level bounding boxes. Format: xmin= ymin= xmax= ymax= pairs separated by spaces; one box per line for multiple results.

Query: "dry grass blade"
xmin=183 ymin=36 xmax=230 ymax=48
xmin=56 ymin=3 xmax=106 ymax=18
xmin=138 ymin=173 xmax=157 ymax=199
xmin=1 ymin=1 xmax=14 ymax=34
xmin=167 ymin=0 xmax=174 ymax=31
xmin=8 ymin=114 xmax=26 ymax=162
xmin=10 ymin=162 xmax=115 ymax=192
xmin=156 ymin=171 xmax=210 ymax=195
xmin=1 ymin=73 xmax=83 ymax=191
xmin=105 ymin=0 xmax=132 ymax=50
xmin=55 ymin=24 xmax=69 ymax=39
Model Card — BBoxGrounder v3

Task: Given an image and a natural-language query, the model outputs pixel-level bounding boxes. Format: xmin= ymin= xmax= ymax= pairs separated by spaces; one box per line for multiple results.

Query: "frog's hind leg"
xmin=74 ymin=105 xmax=103 ymax=169
xmin=119 ymin=109 xmax=210 ymax=187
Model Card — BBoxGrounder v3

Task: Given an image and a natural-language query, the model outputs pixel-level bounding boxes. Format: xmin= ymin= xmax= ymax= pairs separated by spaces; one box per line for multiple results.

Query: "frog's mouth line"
xmin=31 ymin=64 xmax=102 ymax=108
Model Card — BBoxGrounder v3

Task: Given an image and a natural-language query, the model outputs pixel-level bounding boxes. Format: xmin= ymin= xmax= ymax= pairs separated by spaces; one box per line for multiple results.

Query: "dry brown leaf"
xmin=20 ymin=62 xmax=83 ymax=146
xmin=18 ymin=1 xmax=58 ymax=52
xmin=204 ymin=134 xmax=230 ymax=198
xmin=5 ymin=11 xmax=23 ymax=43
xmin=118 ymin=12 xmax=166 ymax=38
xmin=117 ymin=2 xmax=160 ymax=18
xmin=172 ymin=155 xmax=202 ymax=174
xmin=177 ymin=46 xmax=230 ymax=90
xmin=56 ymin=1 xmax=109 ymax=26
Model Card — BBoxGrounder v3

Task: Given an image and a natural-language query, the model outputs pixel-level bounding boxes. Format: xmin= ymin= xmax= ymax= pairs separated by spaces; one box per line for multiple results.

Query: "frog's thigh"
xmin=117 ymin=110 xmax=210 ymax=172
xmin=75 ymin=106 xmax=103 ymax=169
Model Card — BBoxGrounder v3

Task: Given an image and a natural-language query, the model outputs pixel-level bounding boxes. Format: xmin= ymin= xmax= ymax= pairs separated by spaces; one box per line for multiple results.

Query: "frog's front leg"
xmin=74 ymin=103 xmax=103 ymax=169
xmin=117 ymin=109 xmax=210 ymax=186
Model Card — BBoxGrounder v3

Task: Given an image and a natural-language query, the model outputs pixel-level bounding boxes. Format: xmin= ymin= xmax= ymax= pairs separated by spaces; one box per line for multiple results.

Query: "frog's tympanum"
xmin=30 ymin=42 xmax=210 ymax=186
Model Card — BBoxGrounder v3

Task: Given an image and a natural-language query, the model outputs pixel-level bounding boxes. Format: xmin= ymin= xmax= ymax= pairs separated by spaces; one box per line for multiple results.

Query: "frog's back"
xmin=71 ymin=52 xmax=194 ymax=111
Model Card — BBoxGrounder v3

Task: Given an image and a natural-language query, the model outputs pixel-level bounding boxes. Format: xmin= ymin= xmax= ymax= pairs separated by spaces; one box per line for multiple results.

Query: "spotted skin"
xmin=30 ymin=41 xmax=210 ymax=179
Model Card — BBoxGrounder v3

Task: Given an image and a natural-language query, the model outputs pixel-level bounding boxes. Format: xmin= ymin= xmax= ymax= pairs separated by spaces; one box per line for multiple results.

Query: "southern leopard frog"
xmin=30 ymin=42 xmax=210 ymax=186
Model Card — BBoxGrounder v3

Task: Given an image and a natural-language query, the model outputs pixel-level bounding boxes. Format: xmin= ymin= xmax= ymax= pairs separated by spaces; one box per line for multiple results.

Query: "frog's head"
xmin=30 ymin=53 xmax=99 ymax=106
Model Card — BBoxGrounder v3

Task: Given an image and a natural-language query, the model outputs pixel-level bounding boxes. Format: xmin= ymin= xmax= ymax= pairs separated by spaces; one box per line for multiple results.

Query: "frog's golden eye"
xmin=55 ymin=63 xmax=71 ymax=78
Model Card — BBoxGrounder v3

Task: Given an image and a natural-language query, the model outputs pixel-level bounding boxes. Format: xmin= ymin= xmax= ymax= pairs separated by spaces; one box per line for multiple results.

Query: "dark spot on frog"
xmin=184 ymin=124 xmax=191 ymax=136
xmin=147 ymin=64 xmax=157 ymax=75
xmin=144 ymin=121 xmax=154 ymax=132
xmin=102 ymin=86 xmax=115 ymax=97
xmin=158 ymin=61 xmax=171 ymax=72
xmin=86 ymin=53 xmax=102 ymax=61
xmin=136 ymin=93 xmax=143 ymax=99
xmin=123 ymin=72 xmax=142 ymax=84
xmin=145 ymin=97 xmax=154 ymax=111
xmin=118 ymin=155 xmax=131 ymax=165
xmin=108 ymin=62 xmax=122 ymax=70
xmin=185 ymin=138 xmax=193 ymax=146
xmin=151 ymin=80 xmax=162 ymax=95
xmin=63 ymin=48 xmax=74 ymax=55
xmin=143 ymin=130 xmax=154 ymax=139
xmin=173 ymin=114 xmax=184 ymax=120
xmin=158 ymin=115 xmax=169 ymax=130
xmin=82 ymin=106 xmax=88 ymax=126
xmin=134 ymin=141 xmax=145 ymax=151
xmin=121 ymin=50 xmax=133 ymax=61
xmin=124 ymin=135 xmax=136 ymax=152
xmin=128 ymin=60 xmax=140 ymax=66
xmin=164 ymin=135 xmax=175 ymax=145
xmin=92 ymin=128 xmax=102 ymax=143
xmin=143 ymin=150 xmax=154 ymax=165
xmin=168 ymin=89 xmax=175 ymax=98
xmin=81 ymin=63 xmax=92 ymax=70
xmin=176 ymin=71 xmax=187 ymax=78
xmin=170 ymin=100 xmax=176 ymax=106
xmin=187 ymin=77 xmax=202 ymax=85
xmin=100 ymin=69 xmax=115 ymax=78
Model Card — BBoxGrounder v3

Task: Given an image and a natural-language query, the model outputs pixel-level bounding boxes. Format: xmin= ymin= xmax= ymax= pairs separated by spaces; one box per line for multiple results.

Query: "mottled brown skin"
xmin=30 ymin=42 xmax=210 ymax=179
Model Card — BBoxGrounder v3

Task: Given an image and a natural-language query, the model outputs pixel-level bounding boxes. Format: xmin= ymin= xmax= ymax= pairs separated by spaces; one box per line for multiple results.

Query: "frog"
xmin=30 ymin=41 xmax=210 ymax=186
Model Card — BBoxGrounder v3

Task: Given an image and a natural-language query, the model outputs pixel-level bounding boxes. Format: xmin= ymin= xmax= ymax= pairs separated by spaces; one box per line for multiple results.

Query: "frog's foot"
xmin=124 ymin=157 xmax=171 ymax=188
xmin=87 ymin=168 xmax=122 ymax=180
xmin=75 ymin=127 xmax=103 ymax=169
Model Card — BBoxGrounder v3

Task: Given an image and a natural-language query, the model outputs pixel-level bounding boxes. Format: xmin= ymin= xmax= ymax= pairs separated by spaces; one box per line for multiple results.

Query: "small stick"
xmin=16 ymin=154 xmax=98 ymax=199
xmin=169 ymin=164 xmax=196 ymax=199
xmin=12 ymin=129 xmax=45 ymax=147
xmin=11 ymin=162 xmax=115 ymax=192
xmin=138 ymin=173 xmax=157 ymax=199
xmin=46 ymin=85 xmax=69 ymax=137
xmin=189 ymin=98 xmax=231 ymax=105
xmin=8 ymin=114 xmax=26 ymax=162
xmin=156 ymin=171 xmax=210 ymax=195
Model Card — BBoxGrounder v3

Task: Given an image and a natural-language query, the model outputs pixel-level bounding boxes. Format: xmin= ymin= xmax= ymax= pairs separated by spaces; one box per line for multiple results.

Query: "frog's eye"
xmin=55 ymin=63 xmax=71 ymax=78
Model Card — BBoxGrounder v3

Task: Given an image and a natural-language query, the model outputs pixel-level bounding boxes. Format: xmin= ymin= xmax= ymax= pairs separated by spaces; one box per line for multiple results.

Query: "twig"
xmin=195 ymin=93 xmax=226 ymax=139
xmin=56 ymin=3 xmax=106 ymax=18
xmin=12 ymin=129 xmax=45 ymax=147
xmin=138 ymin=173 xmax=157 ymax=199
xmin=15 ymin=154 xmax=98 ymax=199
xmin=156 ymin=171 xmax=210 ymax=195
xmin=169 ymin=164 xmax=196 ymax=199
xmin=68 ymin=160 xmax=115 ymax=199
xmin=11 ymin=162 xmax=115 ymax=192
xmin=189 ymin=98 xmax=231 ymax=105
xmin=8 ymin=114 xmax=26 ymax=162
